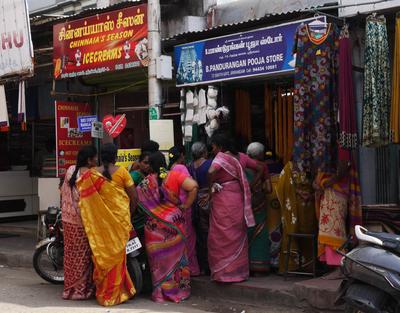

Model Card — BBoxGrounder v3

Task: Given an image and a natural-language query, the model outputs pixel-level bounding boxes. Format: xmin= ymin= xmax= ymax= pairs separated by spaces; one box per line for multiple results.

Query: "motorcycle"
xmin=338 ymin=225 xmax=400 ymax=313
xmin=33 ymin=206 xmax=145 ymax=294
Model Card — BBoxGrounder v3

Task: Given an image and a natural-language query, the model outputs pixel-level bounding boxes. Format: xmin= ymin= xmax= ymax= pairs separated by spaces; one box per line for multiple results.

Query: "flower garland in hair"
xmin=159 ymin=167 xmax=168 ymax=179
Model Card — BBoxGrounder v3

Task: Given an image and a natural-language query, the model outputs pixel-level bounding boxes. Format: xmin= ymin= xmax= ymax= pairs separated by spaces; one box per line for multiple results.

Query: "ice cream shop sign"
xmin=53 ymin=4 xmax=148 ymax=79
xmin=0 ymin=0 xmax=34 ymax=78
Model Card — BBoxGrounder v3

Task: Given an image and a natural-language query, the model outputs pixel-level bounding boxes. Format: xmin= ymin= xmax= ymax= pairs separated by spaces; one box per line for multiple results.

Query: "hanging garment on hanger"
xmin=292 ymin=22 xmax=340 ymax=182
xmin=0 ymin=85 xmax=9 ymax=132
xmin=198 ymin=88 xmax=207 ymax=125
xmin=362 ymin=15 xmax=390 ymax=147
xmin=235 ymin=89 xmax=251 ymax=144
xmin=193 ymin=89 xmax=199 ymax=125
xmin=391 ymin=16 xmax=400 ymax=143
xmin=18 ymin=81 xmax=27 ymax=131
xmin=338 ymin=25 xmax=358 ymax=149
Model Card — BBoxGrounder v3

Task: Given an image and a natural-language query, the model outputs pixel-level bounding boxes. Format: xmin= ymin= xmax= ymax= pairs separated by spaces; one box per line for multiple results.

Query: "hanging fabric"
xmin=274 ymin=87 xmax=294 ymax=165
xmin=18 ymin=81 xmax=27 ymax=131
xmin=180 ymin=88 xmax=186 ymax=144
xmin=198 ymin=88 xmax=207 ymax=125
xmin=292 ymin=22 xmax=340 ymax=182
xmin=185 ymin=90 xmax=194 ymax=143
xmin=235 ymin=89 xmax=251 ymax=144
xmin=391 ymin=15 xmax=400 ymax=143
xmin=264 ymin=83 xmax=274 ymax=150
xmin=0 ymin=85 xmax=9 ymax=132
xmin=338 ymin=25 xmax=358 ymax=149
xmin=362 ymin=14 xmax=391 ymax=147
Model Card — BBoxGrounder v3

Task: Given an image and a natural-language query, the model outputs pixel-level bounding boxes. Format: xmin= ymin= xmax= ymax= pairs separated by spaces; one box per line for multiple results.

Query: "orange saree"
xmin=77 ymin=169 xmax=135 ymax=306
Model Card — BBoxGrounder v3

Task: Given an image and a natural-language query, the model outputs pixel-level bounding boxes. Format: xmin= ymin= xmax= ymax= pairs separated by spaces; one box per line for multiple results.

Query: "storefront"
xmin=169 ymin=6 xmax=400 ymax=274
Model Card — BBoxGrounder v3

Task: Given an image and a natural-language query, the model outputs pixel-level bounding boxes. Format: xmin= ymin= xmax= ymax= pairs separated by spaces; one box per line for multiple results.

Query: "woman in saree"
xmin=208 ymin=133 xmax=255 ymax=283
xmin=136 ymin=151 xmax=198 ymax=303
xmin=188 ymin=142 xmax=213 ymax=275
xmin=246 ymin=142 xmax=272 ymax=275
xmin=314 ymin=148 xmax=362 ymax=266
xmin=77 ymin=143 xmax=137 ymax=306
xmin=130 ymin=151 xmax=151 ymax=186
xmin=168 ymin=146 xmax=200 ymax=276
xmin=61 ymin=145 xmax=97 ymax=300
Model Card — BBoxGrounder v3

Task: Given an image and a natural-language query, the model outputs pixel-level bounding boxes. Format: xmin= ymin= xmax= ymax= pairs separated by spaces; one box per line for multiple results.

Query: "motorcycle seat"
xmin=367 ymin=231 xmax=400 ymax=252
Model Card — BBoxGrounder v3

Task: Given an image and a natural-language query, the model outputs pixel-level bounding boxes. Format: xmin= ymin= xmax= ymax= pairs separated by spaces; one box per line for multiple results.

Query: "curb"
xmin=0 ymin=250 xmax=33 ymax=268
xmin=191 ymin=277 xmax=300 ymax=309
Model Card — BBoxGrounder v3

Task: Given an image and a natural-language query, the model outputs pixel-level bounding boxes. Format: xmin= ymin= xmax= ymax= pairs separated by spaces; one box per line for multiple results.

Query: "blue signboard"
xmin=174 ymin=19 xmax=308 ymax=87
xmin=77 ymin=115 xmax=97 ymax=132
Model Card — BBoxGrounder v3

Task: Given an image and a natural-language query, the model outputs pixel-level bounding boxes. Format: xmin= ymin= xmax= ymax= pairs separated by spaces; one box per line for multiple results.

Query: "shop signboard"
xmin=174 ymin=19 xmax=308 ymax=86
xmin=77 ymin=115 xmax=97 ymax=132
xmin=53 ymin=4 xmax=148 ymax=80
xmin=116 ymin=149 xmax=141 ymax=171
xmin=0 ymin=0 xmax=34 ymax=78
xmin=55 ymin=101 xmax=92 ymax=177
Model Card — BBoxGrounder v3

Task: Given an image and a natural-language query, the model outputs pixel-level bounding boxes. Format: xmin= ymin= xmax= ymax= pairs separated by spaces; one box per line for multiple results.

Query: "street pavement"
xmin=0 ymin=266 xmax=303 ymax=313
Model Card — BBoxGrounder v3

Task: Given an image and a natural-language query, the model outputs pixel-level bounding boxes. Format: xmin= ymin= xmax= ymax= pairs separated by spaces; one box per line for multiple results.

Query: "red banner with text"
xmin=53 ymin=4 xmax=148 ymax=79
xmin=55 ymin=101 xmax=92 ymax=177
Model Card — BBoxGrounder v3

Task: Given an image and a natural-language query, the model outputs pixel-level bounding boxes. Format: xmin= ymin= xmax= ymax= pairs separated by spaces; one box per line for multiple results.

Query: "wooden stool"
xmin=284 ymin=233 xmax=318 ymax=279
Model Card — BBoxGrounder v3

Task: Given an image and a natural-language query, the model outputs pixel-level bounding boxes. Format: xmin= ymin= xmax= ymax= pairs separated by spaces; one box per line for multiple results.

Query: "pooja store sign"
xmin=174 ymin=19 xmax=310 ymax=87
xmin=53 ymin=4 xmax=148 ymax=80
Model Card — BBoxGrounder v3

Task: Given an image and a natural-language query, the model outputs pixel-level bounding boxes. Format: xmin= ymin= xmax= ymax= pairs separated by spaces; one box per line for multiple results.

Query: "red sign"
xmin=55 ymin=101 xmax=92 ymax=177
xmin=53 ymin=4 xmax=148 ymax=79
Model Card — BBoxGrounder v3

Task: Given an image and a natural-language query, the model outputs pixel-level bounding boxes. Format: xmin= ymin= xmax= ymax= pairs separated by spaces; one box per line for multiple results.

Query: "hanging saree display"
xmin=235 ymin=89 xmax=252 ymax=144
xmin=264 ymin=84 xmax=294 ymax=165
xmin=275 ymin=162 xmax=317 ymax=273
xmin=362 ymin=15 xmax=390 ymax=147
xmin=391 ymin=16 xmax=400 ymax=143
xmin=338 ymin=25 xmax=358 ymax=149
xmin=293 ymin=23 xmax=339 ymax=181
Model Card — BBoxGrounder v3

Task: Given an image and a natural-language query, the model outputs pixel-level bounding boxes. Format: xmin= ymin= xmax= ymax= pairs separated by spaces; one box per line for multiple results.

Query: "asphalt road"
xmin=0 ymin=266 xmax=302 ymax=313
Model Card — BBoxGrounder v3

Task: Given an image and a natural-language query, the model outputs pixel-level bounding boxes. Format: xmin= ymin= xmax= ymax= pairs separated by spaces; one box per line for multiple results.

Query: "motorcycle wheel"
xmin=127 ymin=257 xmax=143 ymax=295
xmin=33 ymin=243 xmax=64 ymax=284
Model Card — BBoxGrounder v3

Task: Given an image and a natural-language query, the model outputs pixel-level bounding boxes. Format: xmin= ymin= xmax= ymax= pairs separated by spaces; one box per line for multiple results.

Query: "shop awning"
xmin=162 ymin=1 xmax=339 ymax=47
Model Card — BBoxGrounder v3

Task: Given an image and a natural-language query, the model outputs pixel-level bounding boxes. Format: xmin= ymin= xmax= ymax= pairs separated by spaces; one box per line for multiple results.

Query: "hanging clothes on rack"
xmin=0 ymin=85 xmax=9 ymax=132
xmin=362 ymin=14 xmax=391 ymax=147
xmin=235 ymin=89 xmax=252 ymax=144
xmin=18 ymin=81 xmax=27 ymax=131
xmin=391 ymin=14 xmax=400 ymax=143
xmin=292 ymin=21 xmax=340 ymax=182
xmin=338 ymin=24 xmax=358 ymax=149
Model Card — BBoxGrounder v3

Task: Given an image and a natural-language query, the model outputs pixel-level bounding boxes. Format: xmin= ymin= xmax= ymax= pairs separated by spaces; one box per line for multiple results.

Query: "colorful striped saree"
xmin=137 ymin=171 xmax=190 ymax=303
xmin=77 ymin=169 xmax=135 ymax=306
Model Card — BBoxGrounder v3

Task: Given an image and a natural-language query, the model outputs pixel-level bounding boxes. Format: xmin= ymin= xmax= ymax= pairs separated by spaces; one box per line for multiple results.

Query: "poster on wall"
xmin=53 ymin=4 xmax=148 ymax=80
xmin=55 ymin=101 xmax=92 ymax=177
xmin=174 ymin=19 xmax=315 ymax=86
xmin=0 ymin=0 xmax=34 ymax=78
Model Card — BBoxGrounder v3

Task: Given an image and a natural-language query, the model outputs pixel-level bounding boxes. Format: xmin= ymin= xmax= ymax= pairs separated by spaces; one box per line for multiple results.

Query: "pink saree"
xmin=171 ymin=164 xmax=200 ymax=276
xmin=208 ymin=152 xmax=254 ymax=283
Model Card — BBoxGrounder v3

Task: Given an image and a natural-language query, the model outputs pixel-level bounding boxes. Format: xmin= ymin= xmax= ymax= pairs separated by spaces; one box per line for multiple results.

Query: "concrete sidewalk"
xmin=0 ymin=220 xmax=344 ymax=312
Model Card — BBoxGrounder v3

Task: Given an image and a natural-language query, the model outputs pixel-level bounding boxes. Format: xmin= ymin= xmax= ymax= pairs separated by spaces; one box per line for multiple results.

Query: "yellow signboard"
xmin=116 ymin=149 xmax=141 ymax=171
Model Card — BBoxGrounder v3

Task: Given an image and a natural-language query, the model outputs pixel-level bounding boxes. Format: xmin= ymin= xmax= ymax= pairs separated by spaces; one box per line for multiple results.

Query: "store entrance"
xmin=233 ymin=79 xmax=294 ymax=165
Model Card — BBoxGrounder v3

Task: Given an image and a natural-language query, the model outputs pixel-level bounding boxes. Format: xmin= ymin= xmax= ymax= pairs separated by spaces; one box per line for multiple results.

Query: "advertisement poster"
xmin=116 ymin=149 xmax=141 ymax=171
xmin=55 ymin=101 xmax=92 ymax=177
xmin=53 ymin=4 xmax=148 ymax=79
xmin=0 ymin=0 xmax=34 ymax=78
xmin=174 ymin=19 xmax=310 ymax=86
